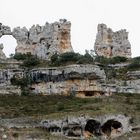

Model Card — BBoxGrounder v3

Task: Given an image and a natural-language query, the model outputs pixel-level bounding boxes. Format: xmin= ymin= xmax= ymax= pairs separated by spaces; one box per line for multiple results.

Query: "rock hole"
xmin=84 ymin=119 xmax=101 ymax=137
xmin=101 ymin=119 xmax=122 ymax=137
xmin=0 ymin=35 xmax=17 ymax=57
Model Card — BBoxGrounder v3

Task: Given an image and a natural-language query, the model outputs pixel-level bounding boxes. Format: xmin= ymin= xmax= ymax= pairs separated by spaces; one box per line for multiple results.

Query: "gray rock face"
xmin=0 ymin=23 xmax=12 ymax=37
xmin=13 ymin=19 xmax=73 ymax=60
xmin=0 ymin=19 xmax=73 ymax=60
xmin=29 ymin=64 xmax=106 ymax=96
xmin=40 ymin=114 xmax=131 ymax=139
xmin=0 ymin=44 xmax=6 ymax=60
xmin=94 ymin=24 xmax=131 ymax=58
xmin=0 ymin=60 xmax=23 ymax=95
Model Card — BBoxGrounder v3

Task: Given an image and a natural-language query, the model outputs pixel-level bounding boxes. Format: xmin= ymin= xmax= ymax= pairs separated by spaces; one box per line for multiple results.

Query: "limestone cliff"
xmin=29 ymin=64 xmax=106 ymax=96
xmin=0 ymin=20 xmax=73 ymax=60
xmin=13 ymin=19 xmax=73 ymax=60
xmin=94 ymin=24 xmax=131 ymax=58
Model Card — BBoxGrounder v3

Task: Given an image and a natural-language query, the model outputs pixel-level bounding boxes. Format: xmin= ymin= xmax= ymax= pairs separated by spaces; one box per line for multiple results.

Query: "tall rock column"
xmin=94 ymin=24 xmax=131 ymax=58
xmin=13 ymin=19 xmax=73 ymax=60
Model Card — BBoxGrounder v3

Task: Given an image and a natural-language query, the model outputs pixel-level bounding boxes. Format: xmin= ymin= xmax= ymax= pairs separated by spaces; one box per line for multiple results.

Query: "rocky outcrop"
xmin=14 ymin=19 xmax=73 ymax=59
xmin=0 ymin=19 xmax=73 ymax=60
xmin=40 ymin=114 xmax=131 ymax=139
xmin=0 ymin=44 xmax=6 ymax=60
xmin=0 ymin=23 xmax=12 ymax=37
xmin=94 ymin=24 xmax=131 ymax=58
xmin=29 ymin=64 xmax=106 ymax=96
xmin=0 ymin=60 xmax=23 ymax=95
xmin=1 ymin=60 xmax=140 ymax=95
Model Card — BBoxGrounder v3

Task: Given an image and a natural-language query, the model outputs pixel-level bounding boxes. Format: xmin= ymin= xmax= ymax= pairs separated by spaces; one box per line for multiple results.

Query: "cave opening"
xmin=84 ymin=119 xmax=101 ymax=137
xmin=101 ymin=119 xmax=122 ymax=137
xmin=84 ymin=91 xmax=103 ymax=97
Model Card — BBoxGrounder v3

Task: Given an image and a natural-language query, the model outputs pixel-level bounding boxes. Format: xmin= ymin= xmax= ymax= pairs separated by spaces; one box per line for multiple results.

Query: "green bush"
xmin=13 ymin=53 xmax=40 ymax=67
xmin=10 ymin=76 xmax=29 ymax=87
xmin=95 ymin=56 xmax=109 ymax=65
xmin=109 ymin=56 xmax=127 ymax=64
xmin=10 ymin=76 xmax=30 ymax=96
xmin=128 ymin=56 xmax=140 ymax=70
xmin=13 ymin=53 xmax=28 ymax=60
xmin=59 ymin=52 xmax=81 ymax=63
xmin=23 ymin=56 xmax=40 ymax=67
xmin=51 ymin=53 xmax=59 ymax=64
xmin=50 ymin=51 xmax=94 ymax=66
xmin=95 ymin=56 xmax=127 ymax=65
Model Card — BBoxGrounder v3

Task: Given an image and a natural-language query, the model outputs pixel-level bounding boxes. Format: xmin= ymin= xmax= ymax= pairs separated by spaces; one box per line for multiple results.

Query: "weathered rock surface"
xmin=40 ymin=114 xmax=131 ymax=139
xmin=0 ymin=60 xmax=23 ymax=95
xmin=1 ymin=60 xmax=140 ymax=95
xmin=94 ymin=24 xmax=131 ymax=58
xmin=29 ymin=64 xmax=106 ymax=96
xmin=0 ymin=19 xmax=73 ymax=60
xmin=0 ymin=115 xmax=131 ymax=140
xmin=0 ymin=44 xmax=6 ymax=60
xmin=0 ymin=23 xmax=12 ymax=37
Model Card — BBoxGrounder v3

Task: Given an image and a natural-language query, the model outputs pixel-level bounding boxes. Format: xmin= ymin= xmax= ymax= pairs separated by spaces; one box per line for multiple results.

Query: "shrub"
xmin=128 ymin=56 xmax=140 ymax=70
xmin=10 ymin=76 xmax=29 ymax=87
xmin=13 ymin=53 xmax=28 ymax=60
xmin=95 ymin=56 xmax=109 ymax=65
xmin=95 ymin=56 xmax=127 ymax=65
xmin=10 ymin=76 xmax=30 ymax=96
xmin=23 ymin=56 xmax=40 ymax=67
xmin=51 ymin=53 xmax=59 ymax=64
xmin=77 ymin=51 xmax=93 ymax=64
xmin=109 ymin=56 xmax=128 ymax=64
xmin=59 ymin=52 xmax=81 ymax=63
xmin=50 ymin=51 xmax=94 ymax=66
xmin=13 ymin=53 xmax=40 ymax=67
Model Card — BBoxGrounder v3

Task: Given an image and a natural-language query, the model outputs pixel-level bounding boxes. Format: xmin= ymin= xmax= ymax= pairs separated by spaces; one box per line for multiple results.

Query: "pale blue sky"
xmin=0 ymin=0 xmax=139 ymax=57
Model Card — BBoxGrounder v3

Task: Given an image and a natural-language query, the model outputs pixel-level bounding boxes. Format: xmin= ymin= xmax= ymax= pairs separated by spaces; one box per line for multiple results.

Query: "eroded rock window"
xmin=0 ymin=35 xmax=17 ymax=57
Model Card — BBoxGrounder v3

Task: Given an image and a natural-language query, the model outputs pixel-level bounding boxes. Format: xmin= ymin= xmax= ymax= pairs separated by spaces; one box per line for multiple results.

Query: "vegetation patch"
xmin=12 ymin=53 xmax=40 ymax=68
xmin=50 ymin=51 xmax=94 ymax=66
xmin=0 ymin=94 xmax=139 ymax=126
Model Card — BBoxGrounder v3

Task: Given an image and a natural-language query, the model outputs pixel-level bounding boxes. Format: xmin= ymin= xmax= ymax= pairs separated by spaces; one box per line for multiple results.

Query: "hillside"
xmin=0 ymin=93 xmax=139 ymax=139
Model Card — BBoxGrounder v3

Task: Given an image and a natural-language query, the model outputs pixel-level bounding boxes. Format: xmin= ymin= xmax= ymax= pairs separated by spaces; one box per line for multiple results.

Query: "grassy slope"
xmin=0 ymin=93 xmax=139 ymax=125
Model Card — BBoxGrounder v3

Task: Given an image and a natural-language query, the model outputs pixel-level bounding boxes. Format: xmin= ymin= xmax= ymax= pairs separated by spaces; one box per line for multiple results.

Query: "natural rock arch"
xmin=0 ymin=20 xmax=73 ymax=60
xmin=0 ymin=35 xmax=17 ymax=57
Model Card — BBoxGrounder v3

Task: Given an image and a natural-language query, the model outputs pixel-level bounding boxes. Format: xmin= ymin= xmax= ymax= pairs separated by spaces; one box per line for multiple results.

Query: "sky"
xmin=0 ymin=0 xmax=140 ymax=57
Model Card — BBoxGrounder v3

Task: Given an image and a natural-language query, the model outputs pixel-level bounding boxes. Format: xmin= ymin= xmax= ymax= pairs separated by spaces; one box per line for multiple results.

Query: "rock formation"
xmin=29 ymin=64 xmax=106 ymax=96
xmin=0 ymin=114 xmax=133 ymax=140
xmin=0 ymin=19 xmax=73 ymax=60
xmin=94 ymin=24 xmax=131 ymax=58
xmin=0 ymin=23 xmax=11 ymax=37
xmin=0 ymin=44 xmax=6 ymax=60
xmin=40 ymin=114 xmax=130 ymax=139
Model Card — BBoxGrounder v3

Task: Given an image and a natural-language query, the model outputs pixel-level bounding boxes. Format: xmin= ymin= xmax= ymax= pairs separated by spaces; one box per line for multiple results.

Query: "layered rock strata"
xmin=29 ymin=64 xmax=106 ymax=96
